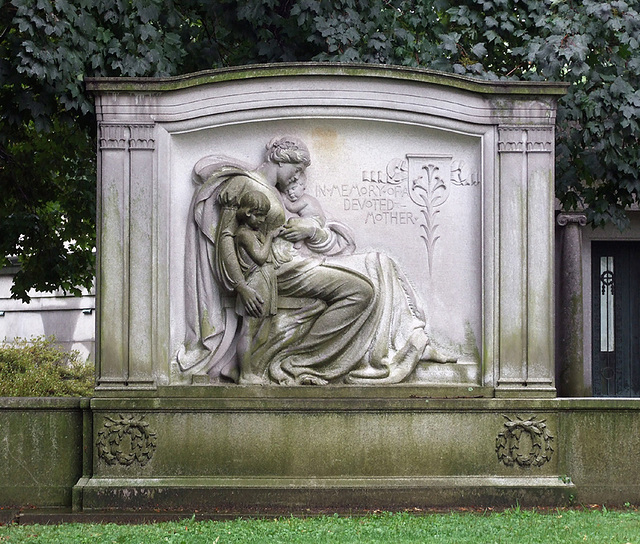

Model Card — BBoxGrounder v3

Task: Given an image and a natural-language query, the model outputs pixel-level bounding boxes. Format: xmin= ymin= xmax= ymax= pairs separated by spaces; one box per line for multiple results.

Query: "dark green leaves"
xmin=3 ymin=0 xmax=640 ymax=298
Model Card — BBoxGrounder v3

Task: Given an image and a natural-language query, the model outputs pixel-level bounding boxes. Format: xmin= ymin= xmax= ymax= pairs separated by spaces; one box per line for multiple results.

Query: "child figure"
xmin=279 ymin=174 xmax=328 ymax=250
xmin=280 ymin=175 xmax=325 ymax=222
xmin=234 ymin=190 xmax=282 ymax=383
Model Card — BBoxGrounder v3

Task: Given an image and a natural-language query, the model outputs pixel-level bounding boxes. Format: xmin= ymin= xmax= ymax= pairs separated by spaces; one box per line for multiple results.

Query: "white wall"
xmin=0 ymin=266 xmax=95 ymax=362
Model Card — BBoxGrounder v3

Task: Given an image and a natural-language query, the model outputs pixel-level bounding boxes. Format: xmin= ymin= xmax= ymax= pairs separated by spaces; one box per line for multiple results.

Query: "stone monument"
xmin=77 ymin=64 xmax=571 ymax=511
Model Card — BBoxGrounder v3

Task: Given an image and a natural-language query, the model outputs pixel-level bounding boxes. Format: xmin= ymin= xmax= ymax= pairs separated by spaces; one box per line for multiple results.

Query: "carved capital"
xmin=129 ymin=124 xmax=155 ymax=150
xmin=99 ymin=124 xmax=155 ymax=150
xmin=557 ymin=212 xmax=587 ymax=227
xmin=498 ymin=128 xmax=526 ymax=153
xmin=525 ymin=127 xmax=553 ymax=153
xmin=498 ymin=127 xmax=553 ymax=153
xmin=99 ymin=125 xmax=129 ymax=150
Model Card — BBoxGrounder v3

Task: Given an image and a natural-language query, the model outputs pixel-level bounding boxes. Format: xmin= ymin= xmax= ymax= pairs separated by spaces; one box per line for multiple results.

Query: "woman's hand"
xmin=280 ymin=219 xmax=316 ymax=242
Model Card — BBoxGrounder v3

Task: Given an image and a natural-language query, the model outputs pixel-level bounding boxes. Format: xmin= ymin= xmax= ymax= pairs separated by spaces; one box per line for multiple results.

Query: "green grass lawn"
xmin=1 ymin=508 xmax=639 ymax=543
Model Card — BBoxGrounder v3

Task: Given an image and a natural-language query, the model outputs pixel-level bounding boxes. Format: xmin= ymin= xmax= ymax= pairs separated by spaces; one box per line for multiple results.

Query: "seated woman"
xmin=178 ymin=136 xmax=442 ymax=385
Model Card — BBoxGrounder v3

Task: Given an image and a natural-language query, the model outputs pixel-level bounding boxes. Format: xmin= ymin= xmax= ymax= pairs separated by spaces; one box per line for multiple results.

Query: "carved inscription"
xmin=315 ymin=182 xmax=416 ymax=226
xmin=337 ymin=155 xmax=480 ymax=273
xmin=96 ymin=414 xmax=157 ymax=467
xmin=496 ymin=415 xmax=554 ymax=468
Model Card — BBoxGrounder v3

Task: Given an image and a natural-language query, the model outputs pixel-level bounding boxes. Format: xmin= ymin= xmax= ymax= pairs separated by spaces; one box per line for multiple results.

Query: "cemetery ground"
xmin=1 ymin=507 xmax=640 ymax=543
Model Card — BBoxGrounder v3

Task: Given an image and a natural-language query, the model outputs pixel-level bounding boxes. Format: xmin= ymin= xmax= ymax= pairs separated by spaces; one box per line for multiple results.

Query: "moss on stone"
xmin=85 ymin=63 xmax=569 ymax=97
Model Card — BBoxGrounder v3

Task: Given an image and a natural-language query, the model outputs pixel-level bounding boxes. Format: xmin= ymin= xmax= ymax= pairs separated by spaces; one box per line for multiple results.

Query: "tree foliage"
xmin=436 ymin=0 xmax=640 ymax=229
xmin=1 ymin=0 xmax=184 ymax=300
xmin=2 ymin=0 xmax=640 ymax=299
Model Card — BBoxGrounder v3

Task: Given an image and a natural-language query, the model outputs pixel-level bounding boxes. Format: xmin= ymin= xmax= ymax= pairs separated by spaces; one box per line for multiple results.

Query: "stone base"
xmin=7 ymin=395 xmax=640 ymax=512
xmin=5 ymin=395 xmax=640 ymax=512
xmin=73 ymin=391 xmax=576 ymax=512
xmin=76 ymin=476 xmax=573 ymax=512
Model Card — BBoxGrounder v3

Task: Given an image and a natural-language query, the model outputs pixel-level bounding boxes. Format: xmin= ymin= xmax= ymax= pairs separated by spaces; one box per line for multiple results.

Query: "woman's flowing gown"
xmin=178 ymin=164 xmax=430 ymax=385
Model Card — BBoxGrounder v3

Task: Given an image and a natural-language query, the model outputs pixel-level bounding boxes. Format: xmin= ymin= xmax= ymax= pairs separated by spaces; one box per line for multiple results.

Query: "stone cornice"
xmin=85 ymin=62 xmax=569 ymax=97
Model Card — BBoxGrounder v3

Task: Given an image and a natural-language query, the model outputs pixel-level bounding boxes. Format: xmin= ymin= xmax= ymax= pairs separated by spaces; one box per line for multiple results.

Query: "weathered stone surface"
xmin=74 ymin=396 xmax=640 ymax=509
xmin=0 ymin=398 xmax=85 ymax=508
xmin=558 ymin=399 xmax=640 ymax=504
xmin=1 ymin=397 xmax=640 ymax=509
xmin=87 ymin=63 xmax=564 ymax=394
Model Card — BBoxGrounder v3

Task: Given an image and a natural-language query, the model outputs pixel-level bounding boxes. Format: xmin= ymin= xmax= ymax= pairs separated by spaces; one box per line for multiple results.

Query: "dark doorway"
xmin=592 ymin=241 xmax=640 ymax=396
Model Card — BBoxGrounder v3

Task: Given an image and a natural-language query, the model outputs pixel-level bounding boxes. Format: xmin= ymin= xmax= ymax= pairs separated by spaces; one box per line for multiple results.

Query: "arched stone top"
xmin=86 ymin=63 xmax=568 ymax=129
xmin=86 ymin=62 xmax=568 ymax=96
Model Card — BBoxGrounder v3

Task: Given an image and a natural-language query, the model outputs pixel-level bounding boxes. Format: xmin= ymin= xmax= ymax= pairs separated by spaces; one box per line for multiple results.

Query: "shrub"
xmin=0 ymin=336 xmax=94 ymax=397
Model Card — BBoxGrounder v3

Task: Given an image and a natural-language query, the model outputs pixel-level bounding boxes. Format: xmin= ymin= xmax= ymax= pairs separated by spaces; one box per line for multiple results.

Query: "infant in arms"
xmin=280 ymin=174 xmax=326 ymax=247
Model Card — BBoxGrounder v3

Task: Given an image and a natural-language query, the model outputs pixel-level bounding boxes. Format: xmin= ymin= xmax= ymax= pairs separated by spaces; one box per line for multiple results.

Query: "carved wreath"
xmin=96 ymin=414 xmax=157 ymax=466
xmin=496 ymin=415 xmax=554 ymax=468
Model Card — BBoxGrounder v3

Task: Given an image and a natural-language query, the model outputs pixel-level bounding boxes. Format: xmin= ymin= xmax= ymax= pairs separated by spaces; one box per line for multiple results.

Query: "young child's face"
xmin=284 ymin=181 xmax=305 ymax=202
xmin=245 ymin=209 xmax=267 ymax=230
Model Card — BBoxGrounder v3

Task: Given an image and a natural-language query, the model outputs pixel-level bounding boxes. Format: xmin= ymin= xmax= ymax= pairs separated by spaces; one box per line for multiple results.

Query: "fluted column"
xmin=495 ymin=126 xmax=556 ymax=397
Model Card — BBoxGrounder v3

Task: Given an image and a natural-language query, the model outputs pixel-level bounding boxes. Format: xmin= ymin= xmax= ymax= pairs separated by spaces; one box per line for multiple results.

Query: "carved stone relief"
xmin=498 ymin=127 xmax=554 ymax=153
xmin=96 ymin=414 xmax=157 ymax=466
xmin=99 ymin=124 xmax=155 ymax=151
xmin=177 ymin=136 xmax=472 ymax=386
xmin=496 ymin=415 xmax=554 ymax=468
xmin=363 ymin=155 xmax=479 ymax=274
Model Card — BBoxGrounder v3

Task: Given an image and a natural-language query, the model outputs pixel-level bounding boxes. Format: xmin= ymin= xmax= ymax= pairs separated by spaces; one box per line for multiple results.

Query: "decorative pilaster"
xmin=496 ymin=126 xmax=556 ymax=396
xmin=96 ymin=123 xmax=156 ymax=389
xmin=556 ymin=212 xmax=588 ymax=397
xmin=127 ymin=125 xmax=156 ymax=388
xmin=97 ymin=124 xmax=130 ymax=388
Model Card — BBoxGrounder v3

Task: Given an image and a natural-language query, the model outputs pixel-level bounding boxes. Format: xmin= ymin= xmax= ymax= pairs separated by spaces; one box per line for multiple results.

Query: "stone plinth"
xmin=78 ymin=391 xmax=571 ymax=510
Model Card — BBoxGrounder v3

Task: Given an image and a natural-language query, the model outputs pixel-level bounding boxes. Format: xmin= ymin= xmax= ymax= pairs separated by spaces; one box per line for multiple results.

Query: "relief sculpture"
xmin=178 ymin=136 xmax=457 ymax=385
xmin=364 ymin=155 xmax=479 ymax=275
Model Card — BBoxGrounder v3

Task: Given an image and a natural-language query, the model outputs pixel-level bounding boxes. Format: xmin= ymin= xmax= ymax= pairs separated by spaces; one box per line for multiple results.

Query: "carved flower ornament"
xmin=97 ymin=414 xmax=157 ymax=466
xmin=496 ymin=415 xmax=554 ymax=468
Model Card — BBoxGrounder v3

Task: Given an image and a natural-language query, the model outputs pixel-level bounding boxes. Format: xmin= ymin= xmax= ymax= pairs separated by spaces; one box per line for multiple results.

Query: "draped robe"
xmin=178 ymin=164 xmax=431 ymax=384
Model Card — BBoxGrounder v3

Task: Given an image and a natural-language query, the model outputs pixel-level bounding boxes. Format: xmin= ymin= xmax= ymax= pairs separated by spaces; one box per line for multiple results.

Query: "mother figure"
xmin=177 ymin=136 xmax=433 ymax=385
